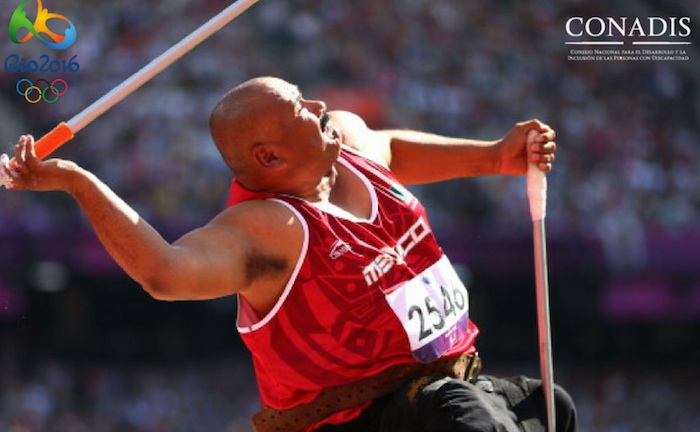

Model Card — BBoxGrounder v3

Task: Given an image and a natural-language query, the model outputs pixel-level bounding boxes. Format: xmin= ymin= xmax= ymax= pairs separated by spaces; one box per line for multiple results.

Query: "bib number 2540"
xmin=386 ymin=255 xmax=470 ymax=363
xmin=408 ymin=284 xmax=466 ymax=341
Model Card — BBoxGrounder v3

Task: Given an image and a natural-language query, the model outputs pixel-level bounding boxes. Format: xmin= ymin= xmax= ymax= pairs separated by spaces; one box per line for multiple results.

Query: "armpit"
xmin=245 ymin=250 xmax=289 ymax=284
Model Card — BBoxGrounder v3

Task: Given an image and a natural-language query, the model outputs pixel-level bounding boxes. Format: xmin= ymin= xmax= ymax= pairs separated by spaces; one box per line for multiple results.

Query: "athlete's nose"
xmin=303 ymin=99 xmax=327 ymax=117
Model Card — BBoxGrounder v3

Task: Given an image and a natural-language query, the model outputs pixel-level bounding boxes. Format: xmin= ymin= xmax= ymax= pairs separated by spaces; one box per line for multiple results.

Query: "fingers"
xmin=529 ymin=139 xmax=557 ymax=158
xmin=518 ymin=119 xmax=556 ymax=141
xmin=518 ymin=118 xmax=552 ymax=134
xmin=14 ymin=134 xmax=36 ymax=167
xmin=530 ymin=152 xmax=555 ymax=172
xmin=0 ymin=154 xmax=15 ymax=188
xmin=523 ymin=121 xmax=557 ymax=173
xmin=529 ymin=142 xmax=556 ymax=172
xmin=534 ymin=128 xmax=556 ymax=144
xmin=2 ymin=135 xmax=37 ymax=189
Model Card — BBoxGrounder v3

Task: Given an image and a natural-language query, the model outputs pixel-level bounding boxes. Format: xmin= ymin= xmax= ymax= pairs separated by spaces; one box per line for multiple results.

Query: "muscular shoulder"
xmin=329 ymin=110 xmax=390 ymax=168
xmin=207 ymin=199 xmax=305 ymax=312
xmin=215 ymin=199 xmax=303 ymax=258
xmin=198 ymin=199 xmax=304 ymax=284
xmin=219 ymin=198 xmax=297 ymax=227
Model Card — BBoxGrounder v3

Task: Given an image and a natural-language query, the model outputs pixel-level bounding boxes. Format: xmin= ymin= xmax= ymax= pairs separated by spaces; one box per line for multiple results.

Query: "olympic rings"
xmin=15 ymin=78 xmax=68 ymax=104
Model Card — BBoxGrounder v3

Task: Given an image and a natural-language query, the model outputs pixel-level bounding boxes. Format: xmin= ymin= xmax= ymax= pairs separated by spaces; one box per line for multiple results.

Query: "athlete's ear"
xmin=252 ymin=143 xmax=284 ymax=168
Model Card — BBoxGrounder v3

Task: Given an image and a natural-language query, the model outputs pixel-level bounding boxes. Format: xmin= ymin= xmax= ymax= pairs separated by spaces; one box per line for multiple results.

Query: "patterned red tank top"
xmin=227 ymin=146 xmax=479 ymax=430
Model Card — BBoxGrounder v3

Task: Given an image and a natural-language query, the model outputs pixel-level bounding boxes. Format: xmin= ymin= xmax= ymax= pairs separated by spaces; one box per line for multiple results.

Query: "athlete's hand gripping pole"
xmin=6 ymin=0 xmax=261 ymax=171
xmin=527 ymin=130 xmax=556 ymax=432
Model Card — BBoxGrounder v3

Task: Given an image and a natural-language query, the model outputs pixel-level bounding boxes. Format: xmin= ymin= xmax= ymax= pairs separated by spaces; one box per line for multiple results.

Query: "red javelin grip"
xmin=9 ymin=122 xmax=74 ymax=169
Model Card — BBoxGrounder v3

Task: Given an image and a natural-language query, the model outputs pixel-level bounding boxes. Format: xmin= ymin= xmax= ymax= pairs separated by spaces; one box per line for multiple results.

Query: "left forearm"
xmin=383 ymin=130 xmax=501 ymax=184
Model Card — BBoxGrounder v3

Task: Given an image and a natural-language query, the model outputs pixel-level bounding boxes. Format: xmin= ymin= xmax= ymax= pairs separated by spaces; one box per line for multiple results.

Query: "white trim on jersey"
xmin=236 ymin=199 xmax=310 ymax=333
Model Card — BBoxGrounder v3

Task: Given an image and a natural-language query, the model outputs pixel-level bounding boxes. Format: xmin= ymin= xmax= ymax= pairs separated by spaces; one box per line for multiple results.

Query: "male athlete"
xmin=1 ymin=76 xmax=575 ymax=431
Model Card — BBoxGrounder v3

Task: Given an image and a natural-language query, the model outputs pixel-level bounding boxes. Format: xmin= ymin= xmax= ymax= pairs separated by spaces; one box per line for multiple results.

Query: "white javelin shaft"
xmin=526 ymin=130 xmax=556 ymax=432
xmin=67 ymin=0 xmax=261 ymax=133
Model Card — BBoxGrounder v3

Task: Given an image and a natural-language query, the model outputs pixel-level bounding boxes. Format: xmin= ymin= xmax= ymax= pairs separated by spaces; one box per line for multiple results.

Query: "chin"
xmin=323 ymin=143 xmax=341 ymax=162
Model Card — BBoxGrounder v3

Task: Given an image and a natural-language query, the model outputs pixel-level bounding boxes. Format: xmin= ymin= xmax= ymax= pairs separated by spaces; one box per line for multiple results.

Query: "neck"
xmin=311 ymin=163 xmax=372 ymax=221
xmin=307 ymin=167 xmax=337 ymax=203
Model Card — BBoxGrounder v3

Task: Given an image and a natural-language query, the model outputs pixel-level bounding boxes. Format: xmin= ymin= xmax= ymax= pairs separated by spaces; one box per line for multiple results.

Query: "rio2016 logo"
xmin=9 ymin=0 xmax=76 ymax=50
xmin=6 ymin=0 xmax=79 ymax=104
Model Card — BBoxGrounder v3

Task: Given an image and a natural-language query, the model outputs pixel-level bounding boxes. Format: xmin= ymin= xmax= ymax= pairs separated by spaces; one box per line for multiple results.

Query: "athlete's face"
xmin=264 ymin=80 xmax=342 ymax=174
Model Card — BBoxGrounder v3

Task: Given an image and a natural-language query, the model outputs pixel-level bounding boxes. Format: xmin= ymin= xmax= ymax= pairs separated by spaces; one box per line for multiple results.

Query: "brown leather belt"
xmin=251 ymin=353 xmax=482 ymax=432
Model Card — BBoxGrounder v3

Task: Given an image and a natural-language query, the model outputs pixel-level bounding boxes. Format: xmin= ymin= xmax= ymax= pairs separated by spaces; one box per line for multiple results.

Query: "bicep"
xmin=157 ymin=201 xmax=303 ymax=300
xmin=166 ymin=223 xmax=253 ymax=300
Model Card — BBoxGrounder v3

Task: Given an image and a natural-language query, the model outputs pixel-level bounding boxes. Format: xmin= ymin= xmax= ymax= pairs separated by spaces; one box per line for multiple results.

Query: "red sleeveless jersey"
xmin=227 ymin=146 xmax=479 ymax=430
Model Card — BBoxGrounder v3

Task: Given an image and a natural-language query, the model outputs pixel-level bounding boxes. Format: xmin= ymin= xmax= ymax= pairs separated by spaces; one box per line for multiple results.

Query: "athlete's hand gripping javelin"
xmin=1 ymin=135 xmax=78 ymax=191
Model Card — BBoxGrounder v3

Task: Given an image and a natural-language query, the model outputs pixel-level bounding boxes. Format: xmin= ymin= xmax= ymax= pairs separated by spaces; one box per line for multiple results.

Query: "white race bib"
xmin=385 ymin=255 xmax=469 ymax=363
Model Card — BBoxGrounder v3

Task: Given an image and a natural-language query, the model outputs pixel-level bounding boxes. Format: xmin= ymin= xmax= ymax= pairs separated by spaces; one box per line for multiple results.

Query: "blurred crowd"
xmin=1 ymin=0 xmax=700 ymax=431
xmin=0 ymin=349 xmax=259 ymax=432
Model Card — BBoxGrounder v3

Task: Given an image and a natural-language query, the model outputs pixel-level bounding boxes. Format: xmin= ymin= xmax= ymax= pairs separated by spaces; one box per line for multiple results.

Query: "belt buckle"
xmin=465 ymin=354 xmax=482 ymax=383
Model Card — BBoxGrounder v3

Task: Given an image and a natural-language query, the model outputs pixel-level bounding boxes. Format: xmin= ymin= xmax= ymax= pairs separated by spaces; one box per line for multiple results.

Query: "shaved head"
xmin=210 ymin=76 xmax=338 ymax=196
xmin=209 ymin=77 xmax=297 ymax=181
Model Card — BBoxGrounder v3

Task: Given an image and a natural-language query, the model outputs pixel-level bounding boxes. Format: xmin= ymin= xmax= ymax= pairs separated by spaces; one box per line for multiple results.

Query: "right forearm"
xmin=4 ymin=136 xmax=179 ymax=295
xmin=68 ymin=167 xmax=173 ymax=289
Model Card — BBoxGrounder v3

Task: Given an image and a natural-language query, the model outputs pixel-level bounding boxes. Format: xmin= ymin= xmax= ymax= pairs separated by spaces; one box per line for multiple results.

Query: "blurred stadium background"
xmin=1 ymin=0 xmax=699 ymax=430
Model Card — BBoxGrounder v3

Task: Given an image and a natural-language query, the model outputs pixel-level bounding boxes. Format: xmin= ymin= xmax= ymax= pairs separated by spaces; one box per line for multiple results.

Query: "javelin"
xmin=9 ymin=0 xmax=260 ymax=167
xmin=527 ymin=130 xmax=556 ymax=432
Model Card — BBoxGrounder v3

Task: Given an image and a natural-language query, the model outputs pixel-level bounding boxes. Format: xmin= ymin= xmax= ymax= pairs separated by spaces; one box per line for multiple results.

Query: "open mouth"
xmin=320 ymin=112 xmax=330 ymax=132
